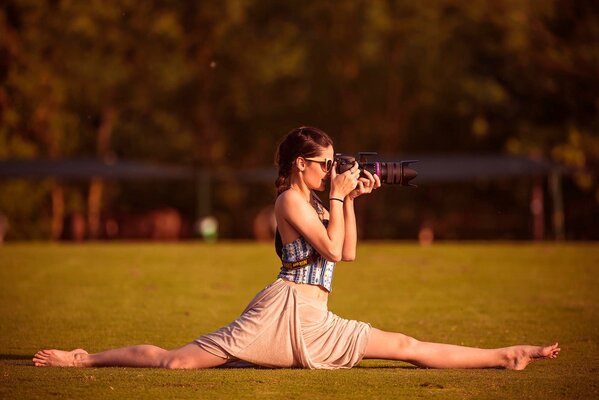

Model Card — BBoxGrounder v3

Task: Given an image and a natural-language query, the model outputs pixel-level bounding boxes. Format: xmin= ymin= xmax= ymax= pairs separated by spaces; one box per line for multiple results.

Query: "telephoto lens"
xmin=335 ymin=153 xmax=418 ymax=186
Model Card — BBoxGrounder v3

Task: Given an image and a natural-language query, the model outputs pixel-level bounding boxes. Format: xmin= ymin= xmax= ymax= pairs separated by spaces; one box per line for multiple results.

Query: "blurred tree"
xmin=1 ymin=0 xmax=77 ymax=238
xmin=500 ymin=0 xmax=599 ymax=191
xmin=1 ymin=0 xmax=597 ymax=239
xmin=1 ymin=0 xmax=194 ymax=239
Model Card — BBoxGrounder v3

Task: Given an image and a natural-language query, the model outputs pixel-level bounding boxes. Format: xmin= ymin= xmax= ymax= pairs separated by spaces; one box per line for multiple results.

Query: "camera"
xmin=335 ymin=152 xmax=418 ymax=186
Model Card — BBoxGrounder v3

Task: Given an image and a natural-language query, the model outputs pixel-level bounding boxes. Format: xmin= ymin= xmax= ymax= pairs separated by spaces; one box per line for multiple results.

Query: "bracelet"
xmin=330 ymin=197 xmax=344 ymax=204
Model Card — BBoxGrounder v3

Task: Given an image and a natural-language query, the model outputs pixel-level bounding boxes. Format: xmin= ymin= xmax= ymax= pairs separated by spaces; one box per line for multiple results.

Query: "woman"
xmin=33 ymin=126 xmax=560 ymax=370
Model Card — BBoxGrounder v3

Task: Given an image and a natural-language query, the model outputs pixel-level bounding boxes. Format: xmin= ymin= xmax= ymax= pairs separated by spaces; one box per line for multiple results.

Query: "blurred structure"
xmin=404 ymin=154 xmax=566 ymax=241
xmin=0 ymin=159 xmax=190 ymax=241
xmin=418 ymin=218 xmax=435 ymax=247
xmin=0 ymin=154 xmax=570 ymax=241
xmin=0 ymin=213 xmax=8 ymax=244
xmin=62 ymin=211 xmax=86 ymax=242
xmin=253 ymin=206 xmax=276 ymax=241
xmin=115 ymin=208 xmax=183 ymax=240
xmin=196 ymin=216 xmax=218 ymax=242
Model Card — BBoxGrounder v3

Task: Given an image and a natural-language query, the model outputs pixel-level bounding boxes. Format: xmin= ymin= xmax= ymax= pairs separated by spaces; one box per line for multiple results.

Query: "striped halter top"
xmin=275 ymin=193 xmax=336 ymax=292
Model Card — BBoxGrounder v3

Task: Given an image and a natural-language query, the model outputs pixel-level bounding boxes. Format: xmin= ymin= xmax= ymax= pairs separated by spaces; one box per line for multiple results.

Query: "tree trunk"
xmin=51 ymin=180 xmax=64 ymax=240
xmin=87 ymin=177 xmax=103 ymax=240
xmin=87 ymin=107 xmax=116 ymax=240
xmin=530 ymin=177 xmax=545 ymax=241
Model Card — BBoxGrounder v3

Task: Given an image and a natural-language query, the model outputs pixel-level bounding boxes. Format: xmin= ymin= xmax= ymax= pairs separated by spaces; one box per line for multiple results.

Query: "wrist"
xmin=329 ymin=191 xmax=345 ymax=200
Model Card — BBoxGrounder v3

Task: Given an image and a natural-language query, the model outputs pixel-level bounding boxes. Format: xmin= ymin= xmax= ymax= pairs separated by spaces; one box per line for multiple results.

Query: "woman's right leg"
xmin=33 ymin=342 xmax=228 ymax=369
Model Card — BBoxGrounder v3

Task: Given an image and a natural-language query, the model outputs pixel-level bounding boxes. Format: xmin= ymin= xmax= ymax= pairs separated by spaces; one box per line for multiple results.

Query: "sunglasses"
xmin=304 ymin=157 xmax=333 ymax=172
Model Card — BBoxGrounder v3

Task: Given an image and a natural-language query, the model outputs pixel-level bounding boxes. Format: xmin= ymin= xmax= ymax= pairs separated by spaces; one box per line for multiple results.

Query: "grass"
xmin=1 ymin=241 xmax=598 ymax=399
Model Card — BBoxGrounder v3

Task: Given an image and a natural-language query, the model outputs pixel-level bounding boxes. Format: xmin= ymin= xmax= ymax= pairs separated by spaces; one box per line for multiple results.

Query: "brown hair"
xmin=274 ymin=126 xmax=334 ymax=195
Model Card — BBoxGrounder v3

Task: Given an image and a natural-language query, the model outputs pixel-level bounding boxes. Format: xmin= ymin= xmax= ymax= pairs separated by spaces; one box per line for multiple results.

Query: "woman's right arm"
xmin=276 ymin=191 xmax=344 ymax=261
xmin=276 ymin=164 xmax=358 ymax=262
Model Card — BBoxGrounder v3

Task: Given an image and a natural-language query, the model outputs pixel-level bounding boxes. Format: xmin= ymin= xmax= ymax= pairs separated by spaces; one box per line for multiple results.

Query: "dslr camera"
xmin=335 ymin=152 xmax=418 ymax=186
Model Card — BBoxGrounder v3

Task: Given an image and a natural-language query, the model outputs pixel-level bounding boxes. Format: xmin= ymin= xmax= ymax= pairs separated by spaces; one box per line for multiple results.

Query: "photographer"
xmin=33 ymin=126 xmax=559 ymax=370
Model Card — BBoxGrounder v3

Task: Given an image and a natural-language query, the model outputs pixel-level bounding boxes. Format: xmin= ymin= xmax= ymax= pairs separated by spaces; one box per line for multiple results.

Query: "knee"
xmin=395 ymin=334 xmax=419 ymax=356
xmin=163 ymin=354 xmax=192 ymax=369
xmin=135 ymin=345 xmax=165 ymax=360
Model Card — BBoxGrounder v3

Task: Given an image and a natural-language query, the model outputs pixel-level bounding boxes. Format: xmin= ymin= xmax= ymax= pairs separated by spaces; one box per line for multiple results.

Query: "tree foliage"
xmin=1 ymin=0 xmax=597 ymax=239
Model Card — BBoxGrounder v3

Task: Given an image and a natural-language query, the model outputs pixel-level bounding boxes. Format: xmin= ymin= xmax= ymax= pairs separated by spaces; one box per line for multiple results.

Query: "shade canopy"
xmin=0 ymin=154 xmax=560 ymax=183
xmin=0 ymin=159 xmax=193 ymax=180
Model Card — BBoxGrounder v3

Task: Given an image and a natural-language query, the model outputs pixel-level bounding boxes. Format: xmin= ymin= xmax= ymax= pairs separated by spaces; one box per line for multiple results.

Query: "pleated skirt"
xmin=195 ymin=278 xmax=371 ymax=369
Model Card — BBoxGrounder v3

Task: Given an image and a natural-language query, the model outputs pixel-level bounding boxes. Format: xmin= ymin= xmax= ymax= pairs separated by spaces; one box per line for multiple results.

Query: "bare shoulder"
xmin=275 ymin=190 xmax=318 ymax=243
xmin=275 ymin=190 xmax=322 ymax=232
xmin=275 ymin=189 xmax=305 ymax=216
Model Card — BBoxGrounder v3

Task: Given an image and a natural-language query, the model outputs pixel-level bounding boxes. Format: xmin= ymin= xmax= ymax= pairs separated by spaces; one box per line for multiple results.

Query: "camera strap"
xmin=281 ymin=252 xmax=320 ymax=269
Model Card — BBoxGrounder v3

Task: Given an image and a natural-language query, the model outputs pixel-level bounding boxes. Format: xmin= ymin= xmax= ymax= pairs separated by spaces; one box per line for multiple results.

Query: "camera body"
xmin=335 ymin=152 xmax=418 ymax=186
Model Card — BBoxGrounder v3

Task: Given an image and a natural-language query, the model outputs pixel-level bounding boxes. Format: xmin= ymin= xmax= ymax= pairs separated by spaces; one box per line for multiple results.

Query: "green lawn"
xmin=1 ymin=242 xmax=598 ymax=399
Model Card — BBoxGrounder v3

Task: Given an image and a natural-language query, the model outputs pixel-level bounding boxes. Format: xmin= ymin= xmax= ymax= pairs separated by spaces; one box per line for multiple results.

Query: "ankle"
xmin=499 ymin=347 xmax=514 ymax=369
xmin=73 ymin=352 xmax=88 ymax=367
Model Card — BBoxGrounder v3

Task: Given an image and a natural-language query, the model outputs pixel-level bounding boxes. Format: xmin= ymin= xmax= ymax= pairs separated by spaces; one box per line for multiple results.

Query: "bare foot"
xmin=33 ymin=348 xmax=88 ymax=367
xmin=505 ymin=343 xmax=560 ymax=370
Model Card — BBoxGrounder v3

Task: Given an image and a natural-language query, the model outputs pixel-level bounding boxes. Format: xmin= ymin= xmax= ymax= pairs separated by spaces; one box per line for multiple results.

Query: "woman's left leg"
xmin=363 ymin=328 xmax=560 ymax=370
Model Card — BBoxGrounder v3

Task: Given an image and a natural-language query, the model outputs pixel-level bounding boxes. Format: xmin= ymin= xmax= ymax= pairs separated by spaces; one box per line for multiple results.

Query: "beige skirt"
xmin=195 ymin=278 xmax=371 ymax=369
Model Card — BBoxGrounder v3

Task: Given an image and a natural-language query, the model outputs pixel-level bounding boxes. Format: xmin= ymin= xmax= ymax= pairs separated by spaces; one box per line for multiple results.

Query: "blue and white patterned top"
xmin=277 ymin=219 xmax=336 ymax=292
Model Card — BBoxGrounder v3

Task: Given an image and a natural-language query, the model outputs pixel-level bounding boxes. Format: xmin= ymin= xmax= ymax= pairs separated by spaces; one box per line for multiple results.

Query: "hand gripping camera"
xmin=335 ymin=152 xmax=418 ymax=186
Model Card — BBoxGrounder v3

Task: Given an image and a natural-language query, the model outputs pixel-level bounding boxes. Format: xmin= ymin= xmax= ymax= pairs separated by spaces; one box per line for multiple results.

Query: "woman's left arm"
xmin=341 ymin=170 xmax=381 ymax=261
xmin=341 ymin=198 xmax=358 ymax=261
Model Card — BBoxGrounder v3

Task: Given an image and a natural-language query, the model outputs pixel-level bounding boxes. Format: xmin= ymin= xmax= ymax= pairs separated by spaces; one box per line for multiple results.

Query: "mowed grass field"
xmin=0 ymin=242 xmax=598 ymax=399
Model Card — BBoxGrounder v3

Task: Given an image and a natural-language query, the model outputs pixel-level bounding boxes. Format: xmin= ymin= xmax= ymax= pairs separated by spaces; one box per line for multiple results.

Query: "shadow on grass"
xmin=0 ymin=354 xmax=422 ymax=371
xmin=215 ymin=366 xmax=420 ymax=370
xmin=354 ymin=365 xmax=419 ymax=369
xmin=0 ymin=354 xmax=34 ymax=361
xmin=219 ymin=360 xmax=421 ymax=370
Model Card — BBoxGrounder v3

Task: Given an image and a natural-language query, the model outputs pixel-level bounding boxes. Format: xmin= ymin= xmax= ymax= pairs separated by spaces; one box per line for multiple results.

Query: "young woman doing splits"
xmin=34 ymin=126 xmax=560 ymax=370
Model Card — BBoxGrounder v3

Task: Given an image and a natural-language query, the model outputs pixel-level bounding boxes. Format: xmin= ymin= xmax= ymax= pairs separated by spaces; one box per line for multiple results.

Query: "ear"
xmin=295 ymin=157 xmax=306 ymax=172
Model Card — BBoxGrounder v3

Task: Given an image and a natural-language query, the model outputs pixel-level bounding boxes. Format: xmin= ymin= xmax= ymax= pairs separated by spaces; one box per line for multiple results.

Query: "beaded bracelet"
xmin=330 ymin=197 xmax=344 ymax=204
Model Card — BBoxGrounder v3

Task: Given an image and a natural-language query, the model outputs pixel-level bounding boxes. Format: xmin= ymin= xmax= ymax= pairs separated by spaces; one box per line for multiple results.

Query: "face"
xmin=302 ymin=145 xmax=334 ymax=191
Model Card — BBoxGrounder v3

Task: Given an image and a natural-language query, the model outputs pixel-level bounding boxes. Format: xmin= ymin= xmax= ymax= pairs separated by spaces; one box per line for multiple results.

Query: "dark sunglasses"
xmin=304 ymin=157 xmax=333 ymax=172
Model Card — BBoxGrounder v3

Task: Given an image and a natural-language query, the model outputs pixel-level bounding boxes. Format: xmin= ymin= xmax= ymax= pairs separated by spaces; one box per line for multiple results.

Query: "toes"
xmin=553 ymin=349 xmax=561 ymax=358
xmin=33 ymin=350 xmax=51 ymax=366
xmin=547 ymin=343 xmax=560 ymax=359
xmin=33 ymin=357 xmax=47 ymax=366
xmin=542 ymin=344 xmax=561 ymax=357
